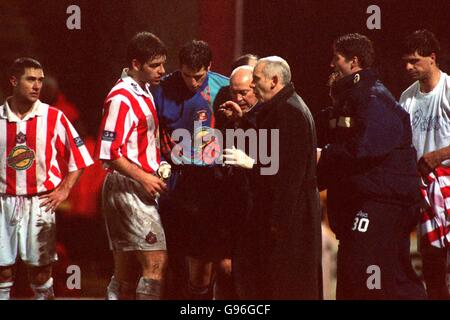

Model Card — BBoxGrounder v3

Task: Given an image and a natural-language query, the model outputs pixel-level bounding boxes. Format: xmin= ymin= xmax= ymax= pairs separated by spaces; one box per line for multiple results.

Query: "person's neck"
xmin=419 ymin=68 xmax=441 ymax=93
xmin=127 ymin=69 xmax=146 ymax=90
xmin=9 ymin=96 xmax=35 ymax=120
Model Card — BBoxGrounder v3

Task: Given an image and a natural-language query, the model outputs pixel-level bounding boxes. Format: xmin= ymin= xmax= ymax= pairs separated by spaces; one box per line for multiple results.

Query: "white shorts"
xmin=0 ymin=194 xmax=57 ymax=267
xmin=102 ymin=172 xmax=166 ymax=252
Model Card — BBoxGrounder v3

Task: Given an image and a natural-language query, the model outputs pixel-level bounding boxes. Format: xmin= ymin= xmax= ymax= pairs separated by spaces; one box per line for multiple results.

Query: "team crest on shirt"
xmin=16 ymin=132 xmax=26 ymax=144
xmin=7 ymin=145 xmax=35 ymax=171
xmin=196 ymin=110 xmax=208 ymax=121
xmin=145 ymin=231 xmax=157 ymax=244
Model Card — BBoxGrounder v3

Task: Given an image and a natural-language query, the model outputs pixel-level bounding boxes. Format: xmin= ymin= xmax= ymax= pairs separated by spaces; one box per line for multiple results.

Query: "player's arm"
xmin=419 ymin=146 xmax=450 ymax=178
xmin=106 ymin=157 xmax=167 ymax=198
xmin=39 ymin=169 xmax=84 ymax=212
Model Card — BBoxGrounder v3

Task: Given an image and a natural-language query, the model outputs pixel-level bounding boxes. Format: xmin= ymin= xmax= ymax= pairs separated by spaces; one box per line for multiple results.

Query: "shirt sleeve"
xmin=95 ymin=96 xmax=135 ymax=162
xmin=318 ymin=95 xmax=404 ymax=189
xmin=56 ymin=112 xmax=94 ymax=172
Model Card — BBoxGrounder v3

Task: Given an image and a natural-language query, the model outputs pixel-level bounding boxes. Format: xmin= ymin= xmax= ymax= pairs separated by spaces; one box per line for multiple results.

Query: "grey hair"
xmin=258 ymin=56 xmax=291 ymax=85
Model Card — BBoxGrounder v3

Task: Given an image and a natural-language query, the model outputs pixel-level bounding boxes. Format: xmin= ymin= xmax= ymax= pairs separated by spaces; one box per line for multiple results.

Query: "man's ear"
xmin=9 ymin=76 xmax=18 ymax=87
xmin=207 ymin=62 xmax=211 ymax=72
xmin=131 ymin=59 xmax=142 ymax=71
xmin=350 ymin=56 xmax=360 ymax=70
xmin=430 ymin=52 xmax=437 ymax=65
xmin=271 ymin=75 xmax=279 ymax=89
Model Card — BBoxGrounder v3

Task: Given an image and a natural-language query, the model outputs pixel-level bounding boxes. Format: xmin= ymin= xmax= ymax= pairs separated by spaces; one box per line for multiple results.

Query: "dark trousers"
xmin=421 ymin=244 xmax=449 ymax=299
xmin=336 ymin=200 xmax=427 ymax=299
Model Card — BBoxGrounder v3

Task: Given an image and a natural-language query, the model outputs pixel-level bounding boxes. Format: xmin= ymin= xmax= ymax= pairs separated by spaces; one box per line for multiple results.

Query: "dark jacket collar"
xmin=257 ymin=83 xmax=295 ymax=123
xmin=331 ymin=69 xmax=378 ymax=102
xmin=266 ymin=82 xmax=295 ymax=107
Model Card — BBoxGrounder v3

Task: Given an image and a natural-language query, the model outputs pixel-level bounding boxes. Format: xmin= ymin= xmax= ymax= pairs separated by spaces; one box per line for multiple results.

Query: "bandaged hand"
xmin=157 ymin=161 xmax=172 ymax=180
xmin=223 ymin=146 xmax=255 ymax=169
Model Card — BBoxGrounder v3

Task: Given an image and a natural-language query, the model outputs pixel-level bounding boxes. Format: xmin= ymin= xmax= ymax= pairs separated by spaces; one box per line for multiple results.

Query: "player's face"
xmin=11 ymin=68 xmax=44 ymax=104
xmin=330 ymin=51 xmax=353 ymax=78
xmin=251 ymin=63 xmax=273 ymax=103
xmin=138 ymin=55 xmax=166 ymax=86
xmin=230 ymin=76 xmax=258 ymax=112
xmin=181 ymin=64 xmax=209 ymax=93
xmin=402 ymin=51 xmax=434 ymax=81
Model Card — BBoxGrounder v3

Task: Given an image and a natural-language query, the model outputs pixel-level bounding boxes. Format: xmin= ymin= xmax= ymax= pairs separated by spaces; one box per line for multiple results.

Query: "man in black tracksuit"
xmin=317 ymin=33 xmax=427 ymax=299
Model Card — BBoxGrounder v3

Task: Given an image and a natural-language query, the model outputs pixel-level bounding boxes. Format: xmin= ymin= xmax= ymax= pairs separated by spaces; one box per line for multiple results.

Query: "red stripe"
xmin=424 ymin=225 xmax=449 ymax=243
xmin=110 ymin=101 xmax=129 ymax=160
xmin=94 ymin=101 xmax=111 ymax=160
xmin=43 ymin=108 xmax=58 ymax=191
xmin=26 ymin=117 xmax=37 ymax=194
xmin=435 ymin=166 xmax=450 ymax=177
xmin=59 ymin=114 xmax=85 ymax=169
xmin=144 ymin=97 xmax=160 ymax=163
xmin=115 ymin=89 xmax=152 ymax=172
xmin=6 ymin=122 xmax=17 ymax=194
xmin=440 ymin=186 xmax=450 ymax=199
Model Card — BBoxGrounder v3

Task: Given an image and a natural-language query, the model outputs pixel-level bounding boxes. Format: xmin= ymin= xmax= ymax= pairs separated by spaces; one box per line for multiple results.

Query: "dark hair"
xmin=402 ymin=29 xmax=440 ymax=61
xmin=9 ymin=57 xmax=42 ymax=78
xmin=127 ymin=32 xmax=167 ymax=65
xmin=333 ymin=33 xmax=375 ymax=68
xmin=179 ymin=40 xmax=212 ymax=70
xmin=231 ymin=53 xmax=259 ymax=71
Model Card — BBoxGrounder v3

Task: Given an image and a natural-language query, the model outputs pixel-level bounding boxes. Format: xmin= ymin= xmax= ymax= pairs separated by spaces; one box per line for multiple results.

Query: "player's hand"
xmin=140 ymin=173 xmax=167 ymax=199
xmin=418 ymin=151 xmax=442 ymax=178
xmin=39 ymin=187 xmax=71 ymax=213
xmin=218 ymin=101 xmax=243 ymax=120
xmin=157 ymin=161 xmax=172 ymax=180
xmin=223 ymin=146 xmax=255 ymax=169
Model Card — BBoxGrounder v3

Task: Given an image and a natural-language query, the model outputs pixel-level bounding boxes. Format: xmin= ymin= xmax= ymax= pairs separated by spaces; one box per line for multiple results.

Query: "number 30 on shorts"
xmin=352 ymin=217 xmax=369 ymax=232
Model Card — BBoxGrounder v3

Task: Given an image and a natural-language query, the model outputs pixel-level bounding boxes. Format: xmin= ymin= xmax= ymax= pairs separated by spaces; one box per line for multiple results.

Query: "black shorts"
xmin=160 ymin=166 xmax=242 ymax=261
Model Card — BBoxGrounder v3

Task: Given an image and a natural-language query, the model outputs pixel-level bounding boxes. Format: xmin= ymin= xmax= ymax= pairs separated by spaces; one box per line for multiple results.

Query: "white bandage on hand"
xmin=223 ymin=146 xmax=255 ymax=169
xmin=157 ymin=161 xmax=172 ymax=180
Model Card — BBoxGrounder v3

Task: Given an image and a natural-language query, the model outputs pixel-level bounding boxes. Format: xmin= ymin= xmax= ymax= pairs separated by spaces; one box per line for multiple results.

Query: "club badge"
xmin=16 ymin=132 xmax=26 ymax=144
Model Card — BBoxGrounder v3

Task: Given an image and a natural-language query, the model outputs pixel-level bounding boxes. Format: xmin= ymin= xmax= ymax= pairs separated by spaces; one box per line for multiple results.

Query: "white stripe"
xmin=125 ymin=129 xmax=139 ymax=166
xmin=0 ymin=119 xmax=6 ymax=193
xmin=436 ymin=174 xmax=450 ymax=188
xmin=36 ymin=108 xmax=48 ymax=193
xmin=15 ymin=122 xmax=27 ymax=194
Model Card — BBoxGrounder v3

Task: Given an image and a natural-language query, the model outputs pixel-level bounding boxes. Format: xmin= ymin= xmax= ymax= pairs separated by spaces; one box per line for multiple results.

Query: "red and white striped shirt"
xmin=95 ymin=69 xmax=160 ymax=173
xmin=0 ymin=99 xmax=93 ymax=196
xmin=420 ymin=166 xmax=450 ymax=248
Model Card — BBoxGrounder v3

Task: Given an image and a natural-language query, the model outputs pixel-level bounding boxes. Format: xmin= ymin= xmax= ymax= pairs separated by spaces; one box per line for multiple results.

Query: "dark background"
xmin=1 ymin=0 xmax=449 ymax=142
xmin=0 ymin=0 xmax=449 ymax=297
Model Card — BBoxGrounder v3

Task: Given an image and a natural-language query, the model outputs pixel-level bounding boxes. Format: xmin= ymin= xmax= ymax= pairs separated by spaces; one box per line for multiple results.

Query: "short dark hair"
xmin=231 ymin=53 xmax=259 ymax=71
xmin=179 ymin=40 xmax=212 ymax=70
xmin=333 ymin=33 xmax=375 ymax=69
xmin=127 ymin=31 xmax=167 ymax=65
xmin=402 ymin=29 xmax=440 ymax=61
xmin=9 ymin=57 xmax=42 ymax=79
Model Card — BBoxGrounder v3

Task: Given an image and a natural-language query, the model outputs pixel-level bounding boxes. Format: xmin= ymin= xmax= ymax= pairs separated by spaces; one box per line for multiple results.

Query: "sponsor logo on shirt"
xmin=7 ymin=145 xmax=35 ymax=170
xmin=102 ymin=130 xmax=116 ymax=142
